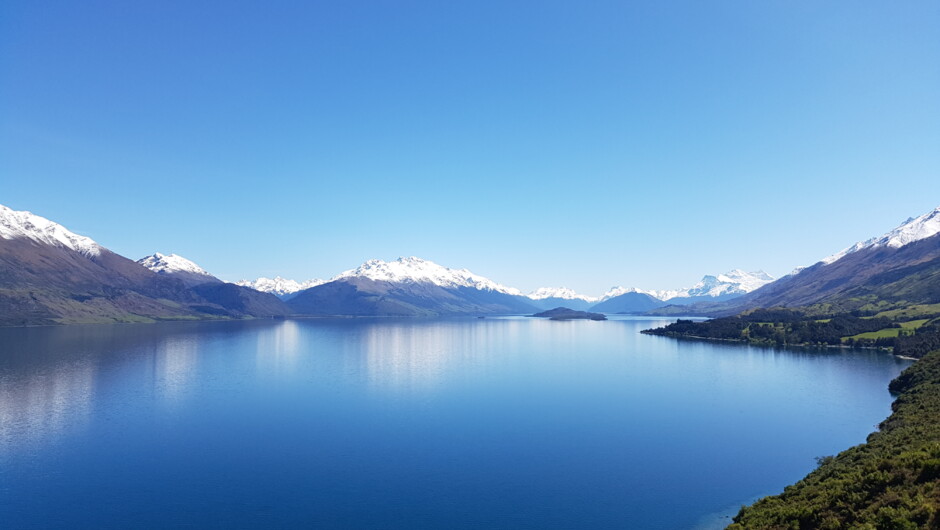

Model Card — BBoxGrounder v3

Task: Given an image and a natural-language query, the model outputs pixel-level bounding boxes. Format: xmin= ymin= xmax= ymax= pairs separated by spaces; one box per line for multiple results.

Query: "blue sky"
xmin=2 ymin=1 xmax=938 ymax=295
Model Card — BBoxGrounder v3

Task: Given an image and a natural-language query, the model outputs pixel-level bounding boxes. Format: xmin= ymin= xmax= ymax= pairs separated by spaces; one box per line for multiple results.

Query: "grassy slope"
xmin=847 ymin=320 xmax=931 ymax=341
xmin=875 ymin=304 xmax=940 ymax=320
xmin=848 ymin=327 xmax=906 ymax=340
xmin=728 ymin=350 xmax=940 ymax=529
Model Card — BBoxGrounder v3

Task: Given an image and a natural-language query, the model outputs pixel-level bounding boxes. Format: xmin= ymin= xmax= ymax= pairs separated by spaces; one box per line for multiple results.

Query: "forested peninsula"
xmin=643 ymin=307 xmax=940 ymax=359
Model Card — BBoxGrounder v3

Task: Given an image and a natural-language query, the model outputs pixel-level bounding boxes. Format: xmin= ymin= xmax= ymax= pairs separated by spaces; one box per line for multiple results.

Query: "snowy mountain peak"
xmin=600 ymin=286 xmax=665 ymax=301
xmin=718 ymin=269 xmax=774 ymax=283
xmin=236 ymin=276 xmax=326 ymax=296
xmin=822 ymin=206 xmax=940 ymax=265
xmin=603 ymin=269 xmax=775 ymax=302
xmin=334 ymin=256 xmax=523 ymax=295
xmin=684 ymin=270 xmax=775 ymax=298
xmin=137 ymin=253 xmax=213 ymax=277
xmin=527 ymin=287 xmax=599 ymax=303
xmin=0 ymin=204 xmax=101 ymax=257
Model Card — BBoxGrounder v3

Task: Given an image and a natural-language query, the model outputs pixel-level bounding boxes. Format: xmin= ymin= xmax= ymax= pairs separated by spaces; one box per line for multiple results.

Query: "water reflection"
xmin=153 ymin=336 xmax=199 ymax=404
xmin=255 ymin=320 xmax=301 ymax=371
xmin=362 ymin=321 xmax=467 ymax=392
xmin=0 ymin=320 xmax=285 ymax=452
xmin=360 ymin=319 xmax=529 ymax=392
xmin=0 ymin=355 xmax=95 ymax=451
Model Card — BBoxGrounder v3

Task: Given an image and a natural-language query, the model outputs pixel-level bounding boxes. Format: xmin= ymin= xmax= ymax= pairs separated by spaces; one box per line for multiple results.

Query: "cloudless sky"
xmin=2 ymin=1 xmax=939 ymax=295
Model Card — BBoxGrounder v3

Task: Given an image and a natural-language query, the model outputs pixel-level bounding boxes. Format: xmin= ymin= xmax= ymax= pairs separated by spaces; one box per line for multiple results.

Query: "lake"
xmin=0 ymin=316 xmax=910 ymax=529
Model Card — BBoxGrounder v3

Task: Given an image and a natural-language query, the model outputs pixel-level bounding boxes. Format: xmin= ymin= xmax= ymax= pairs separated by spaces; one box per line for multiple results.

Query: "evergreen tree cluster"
xmin=895 ymin=323 xmax=940 ymax=359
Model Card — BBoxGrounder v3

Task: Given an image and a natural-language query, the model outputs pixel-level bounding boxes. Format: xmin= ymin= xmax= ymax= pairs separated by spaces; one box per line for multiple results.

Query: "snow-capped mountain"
xmin=138 ymin=253 xmax=214 ymax=277
xmin=137 ymin=252 xmax=220 ymax=287
xmin=287 ymin=256 xmax=538 ymax=316
xmin=236 ymin=276 xmax=326 ymax=298
xmin=333 ymin=256 xmax=523 ymax=295
xmin=0 ymin=204 xmax=101 ymax=257
xmin=684 ymin=270 xmax=776 ymax=298
xmin=592 ymin=270 xmax=775 ymax=314
xmin=0 ymin=205 xmax=288 ymax=324
xmin=527 ymin=287 xmax=599 ymax=303
xmin=821 ymin=206 xmax=940 ymax=265
xmin=601 ymin=270 xmax=775 ymax=303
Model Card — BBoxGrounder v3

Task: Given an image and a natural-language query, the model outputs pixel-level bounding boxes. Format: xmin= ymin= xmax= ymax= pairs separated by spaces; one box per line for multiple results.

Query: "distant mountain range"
xmin=600 ymin=269 xmax=775 ymax=302
xmin=234 ymin=264 xmax=774 ymax=314
xmin=0 ymin=201 xmax=778 ymax=322
xmin=592 ymin=270 xmax=775 ymax=313
xmin=3 ymin=201 xmax=938 ymax=324
xmin=233 ymin=257 xmax=774 ymax=316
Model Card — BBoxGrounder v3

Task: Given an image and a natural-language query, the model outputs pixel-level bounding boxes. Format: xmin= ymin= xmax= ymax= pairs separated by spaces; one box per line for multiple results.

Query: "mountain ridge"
xmin=821 ymin=206 xmax=940 ymax=265
xmin=649 ymin=204 xmax=940 ymax=317
xmin=0 ymin=204 xmax=289 ymax=324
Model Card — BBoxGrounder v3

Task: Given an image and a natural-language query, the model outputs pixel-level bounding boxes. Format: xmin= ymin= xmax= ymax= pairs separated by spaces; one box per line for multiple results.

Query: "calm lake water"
xmin=0 ymin=316 xmax=910 ymax=529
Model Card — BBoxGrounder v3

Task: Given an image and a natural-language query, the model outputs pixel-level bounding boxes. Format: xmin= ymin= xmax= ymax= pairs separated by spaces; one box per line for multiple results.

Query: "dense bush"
xmin=895 ymin=324 xmax=940 ymax=359
xmin=646 ymin=318 xmax=746 ymax=340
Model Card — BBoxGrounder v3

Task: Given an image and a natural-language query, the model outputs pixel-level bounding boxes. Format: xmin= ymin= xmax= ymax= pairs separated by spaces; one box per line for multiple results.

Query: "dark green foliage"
xmin=729 ymin=350 xmax=940 ymax=529
xmin=741 ymin=309 xmax=810 ymax=323
xmin=889 ymin=348 xmax=940 ymax=394
xmin=646 ymin=318 xmax=746 ymax=339
xmin=895 ymin=323 xmax=940 ymax=360
xmin=643 ymin=312 xmax=897 ymax=347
